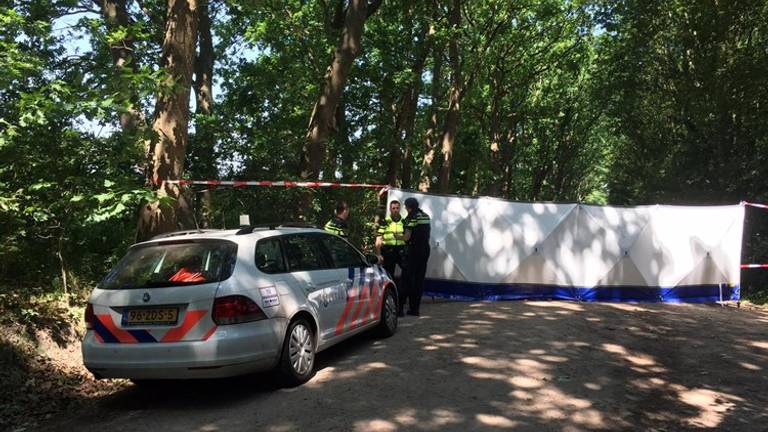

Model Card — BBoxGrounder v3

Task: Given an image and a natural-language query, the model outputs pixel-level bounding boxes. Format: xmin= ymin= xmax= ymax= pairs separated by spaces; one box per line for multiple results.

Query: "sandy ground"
xmin=35 ymin=300 xmax=768 ymax=432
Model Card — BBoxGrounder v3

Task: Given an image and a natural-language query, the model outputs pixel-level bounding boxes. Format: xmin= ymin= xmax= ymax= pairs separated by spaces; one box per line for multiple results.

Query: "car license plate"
xmin=123 ymin=307 xmax=179 ymax=326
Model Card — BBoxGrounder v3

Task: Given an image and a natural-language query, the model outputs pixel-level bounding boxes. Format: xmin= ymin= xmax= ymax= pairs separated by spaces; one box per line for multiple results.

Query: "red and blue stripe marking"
xmin=92 ymin=310 xmax=215 ymax=343
xmin=335 ymin=266 xmax=389 ymax=335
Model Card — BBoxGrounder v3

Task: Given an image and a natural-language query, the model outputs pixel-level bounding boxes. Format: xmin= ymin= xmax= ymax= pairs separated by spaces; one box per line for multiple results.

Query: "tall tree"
xmin=434 ymin=0 xmax=508 ymax=193
xmin=300 ymin=0 xmax=382 ymax=199
xmin=392 ymin=3 xmax=434 ymax=188
xmin=192 ymin=0 xmax=216 ymax=227
xmin=194 ymin=0 xmax=214 ymax=120
xmin=136 ymin=0 xmax=199 ymax=240
xmin=597 ymin=0 xmax=768 ymax=205
xmin=95 ymin=0 xmax=146 ymax=132
xmin=436 ymin=0 xmax=461 ymax=193
xmin=418 ymin=41 xmax=444 ymax=192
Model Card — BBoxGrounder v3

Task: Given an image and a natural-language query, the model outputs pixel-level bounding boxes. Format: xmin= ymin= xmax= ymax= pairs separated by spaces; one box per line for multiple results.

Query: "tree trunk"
xmin=436 ymin=88 xmax=460 ymax=193
xmin=300 ymin=0 xmax=380 ymax=211
xmin=337 ymin=99 xmax=354 ymax=179
xmin=136 ymin=0 xmax=199 ymax=241
xmin=486 ymin=70 xmax=504 ymax=196
xmin=95 ymin=0 xmax=146 ymax=132
xmin=56 ymin=234 xmax=67 ymax=295
xmin=382 ymin=73 xmax=400 ymax=186
xmin=500 ymin=114 xmax=517 ymax=197
xmin=194 ymin=0 xmax=214 ymax=117
xmin=194 ymin=0 xmax=215 ymax=227
xmin=436 ymin=0 xmax=461 ymax=194
xmin=552 ymin=108 xmax=577 ymax=200
xmin=418 ymin=42 xmax=444 ymax=192
xmin=530 ymin=124 xmax=553 ymax=201
xmin=394 ymin=20 xmax=432 ymax=188
xmin=401 ymin=147 xmax=413 ymax=188
xmin=300 ymin=0 xmax=378 ymax=211
xmin=506 ymin=118 xmax=524 ymax=198
xmin=328 ymin=98 xmax=349 ymax=180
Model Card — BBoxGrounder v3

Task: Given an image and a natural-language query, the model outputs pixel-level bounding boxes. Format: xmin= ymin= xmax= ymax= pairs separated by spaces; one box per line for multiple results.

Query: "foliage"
xmin=592 ymin=0 xmax=768 ymax=298
xmin=1 ymin=0 xmax=767 ymax=306
xmin=0 ymin=2 xmax=156 ymax=298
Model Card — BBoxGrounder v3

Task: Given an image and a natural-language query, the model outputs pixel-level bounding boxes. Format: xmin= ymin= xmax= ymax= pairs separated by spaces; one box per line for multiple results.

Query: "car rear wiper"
xmin=141 ymin=281 xmax=175 ymax=288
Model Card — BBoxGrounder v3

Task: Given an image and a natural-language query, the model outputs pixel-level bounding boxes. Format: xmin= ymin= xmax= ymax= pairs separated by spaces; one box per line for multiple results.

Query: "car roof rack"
xmin=151 ymin=229 xmax=217 ymax=240
xmin=235 ymin=222 xmax=322 ymax=235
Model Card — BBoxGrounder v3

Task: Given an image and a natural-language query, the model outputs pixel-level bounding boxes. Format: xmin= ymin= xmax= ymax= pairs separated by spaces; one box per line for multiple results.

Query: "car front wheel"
xmin=279 ymin=318 xmax=316 ymax=386
xmin=374 ymin=287 xmax=398 ymax=338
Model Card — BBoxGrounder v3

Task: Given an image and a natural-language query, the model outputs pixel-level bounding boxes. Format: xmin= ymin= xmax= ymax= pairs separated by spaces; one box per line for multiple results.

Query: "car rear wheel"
xmin=279 ymin=318 xmax=316 ymax=386
xmin=374 ymin=287 xmax=398 ymax=338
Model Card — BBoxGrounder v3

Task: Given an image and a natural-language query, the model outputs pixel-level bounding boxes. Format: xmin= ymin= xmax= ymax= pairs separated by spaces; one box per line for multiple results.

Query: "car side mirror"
xmin=365 ymin=253 xmax=379 ymax=265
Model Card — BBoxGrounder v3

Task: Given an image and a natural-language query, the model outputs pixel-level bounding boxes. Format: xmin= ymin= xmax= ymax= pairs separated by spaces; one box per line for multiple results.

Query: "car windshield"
xmin=99 ymin=240 xmax=238 ymax=290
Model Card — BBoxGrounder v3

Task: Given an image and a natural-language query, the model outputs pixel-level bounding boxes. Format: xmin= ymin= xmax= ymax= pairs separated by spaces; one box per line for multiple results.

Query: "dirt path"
xmin=36 ymin=300 xmax=768 ymax=431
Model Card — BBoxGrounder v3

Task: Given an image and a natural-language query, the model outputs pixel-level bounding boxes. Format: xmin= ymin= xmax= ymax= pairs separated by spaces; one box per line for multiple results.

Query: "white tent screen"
xmin=387 ymin=189 xmax=744 ymax=303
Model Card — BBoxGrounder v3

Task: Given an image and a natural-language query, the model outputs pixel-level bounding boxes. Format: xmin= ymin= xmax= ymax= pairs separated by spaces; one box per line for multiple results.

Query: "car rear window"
xmin=99 ymin=240 xmax=238 ymax=290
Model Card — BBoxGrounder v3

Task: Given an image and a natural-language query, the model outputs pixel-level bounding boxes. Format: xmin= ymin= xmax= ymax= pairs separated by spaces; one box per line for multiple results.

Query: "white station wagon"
xmin=82 ymin=225 xmax=398 ymax=385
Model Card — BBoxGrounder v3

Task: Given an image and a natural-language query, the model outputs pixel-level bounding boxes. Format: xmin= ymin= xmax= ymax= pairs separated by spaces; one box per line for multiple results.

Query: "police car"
xmin=82 ymin=225 xmax=398 ymax=385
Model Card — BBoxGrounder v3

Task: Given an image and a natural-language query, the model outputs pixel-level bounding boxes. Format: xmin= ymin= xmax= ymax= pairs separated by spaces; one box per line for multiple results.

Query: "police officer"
xmin=375 ymin=200 xmax=406 ymax=285
xmin=397 ymin=197 xmax=431 ymax=317
xmin=324 ymin=201 xmax=350 ymax=238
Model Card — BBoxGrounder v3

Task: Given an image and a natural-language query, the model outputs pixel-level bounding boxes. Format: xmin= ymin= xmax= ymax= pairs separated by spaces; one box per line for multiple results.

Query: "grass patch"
xmin=0 ymin=287 xmax=87 ymax=345
xmin=743 ymin=289 xmax=768 ymax=305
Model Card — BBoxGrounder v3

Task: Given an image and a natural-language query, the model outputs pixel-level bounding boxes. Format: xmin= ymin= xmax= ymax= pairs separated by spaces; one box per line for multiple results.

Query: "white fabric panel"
xmin=425 ymin=247 xmax=468 ymax=281
xmin=386 ymin=189 xmax=744 ymax=288
xmin=582 ymin=205 xmax=652 ymax=252
xmin=707 ymin=206 xmax=745 ymax=285
xmin=596 ymin=256 xmax=649 ymax=286
xmin=674 ymin=256 xmax=728 ymax=286
xmin=502 ymin=252 xmax=566 ymax=285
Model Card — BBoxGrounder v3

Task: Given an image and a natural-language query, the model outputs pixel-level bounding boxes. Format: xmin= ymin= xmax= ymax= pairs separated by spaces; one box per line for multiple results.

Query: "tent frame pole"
xmin=718 ymin=283 xmax=724 ymax=307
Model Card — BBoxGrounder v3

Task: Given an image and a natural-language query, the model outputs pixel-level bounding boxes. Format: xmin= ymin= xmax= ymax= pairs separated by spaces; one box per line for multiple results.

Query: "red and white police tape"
xmin=163 ymin=179 xmax=389 ymax=188
xmin=741 ymin=201 xmax=768 ymax=210
xmin=154 ymin=187 xmax=768 ymax=267
xmin=162 ymin=179 xmax=391 ymax=196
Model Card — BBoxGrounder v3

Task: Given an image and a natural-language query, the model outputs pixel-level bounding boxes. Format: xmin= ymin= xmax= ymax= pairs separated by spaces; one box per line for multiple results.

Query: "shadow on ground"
xmin=38 ymin=300 xmax=768 ymax=432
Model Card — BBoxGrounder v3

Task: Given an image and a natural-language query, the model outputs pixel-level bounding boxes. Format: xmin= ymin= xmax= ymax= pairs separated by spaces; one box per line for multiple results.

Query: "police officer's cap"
xmin=404 ymin=197 xmax=419 ymax=209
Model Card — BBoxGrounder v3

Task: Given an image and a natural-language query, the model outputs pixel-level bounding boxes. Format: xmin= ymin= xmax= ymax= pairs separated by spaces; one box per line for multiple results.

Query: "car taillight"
xmin=212 ymin=295 xmax=267 ymax=325
xmin=85 ymin=303 xmax=94 ymax=329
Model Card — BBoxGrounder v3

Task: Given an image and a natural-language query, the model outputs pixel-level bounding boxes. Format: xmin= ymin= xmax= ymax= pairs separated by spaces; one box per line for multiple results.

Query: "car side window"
xmin=255 ymin=237 xmax=287 ymax=274
xmin=282 ymin=234 xmax=329 ymax=272
xmin=320 ymin=234 xmax=367 ymax=268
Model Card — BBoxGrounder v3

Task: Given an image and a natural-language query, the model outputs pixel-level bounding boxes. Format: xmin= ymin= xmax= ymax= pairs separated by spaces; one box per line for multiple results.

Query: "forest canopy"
xmin=1 ymin=0 xmax=767 ymax=302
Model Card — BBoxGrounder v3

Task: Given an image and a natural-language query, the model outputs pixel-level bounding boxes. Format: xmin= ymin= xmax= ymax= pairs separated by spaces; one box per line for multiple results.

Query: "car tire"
xmin=374 ymin=287 xmax=398 ymax=338
xmin=279 ymin=317 xmax=316 ymax=386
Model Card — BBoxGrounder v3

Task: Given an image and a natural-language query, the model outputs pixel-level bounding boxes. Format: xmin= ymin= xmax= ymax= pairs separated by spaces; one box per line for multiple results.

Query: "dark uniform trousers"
xmin=381 ymin=245 xmax=405 ymax=284
xmin=401 ymin=246 xmax=430 ymax=314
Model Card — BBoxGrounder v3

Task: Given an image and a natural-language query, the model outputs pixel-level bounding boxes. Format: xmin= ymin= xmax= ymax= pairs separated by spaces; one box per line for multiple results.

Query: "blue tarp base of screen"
xmin=423 ymin=279 xmax=740 ymax=303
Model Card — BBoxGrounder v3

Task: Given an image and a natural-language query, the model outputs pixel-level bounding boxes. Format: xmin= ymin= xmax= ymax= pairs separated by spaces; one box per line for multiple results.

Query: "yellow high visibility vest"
xmin=377 ymin=216 xmax=405 ymax=246
xmin=324 ymin=218 xmax=348 ymax=238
